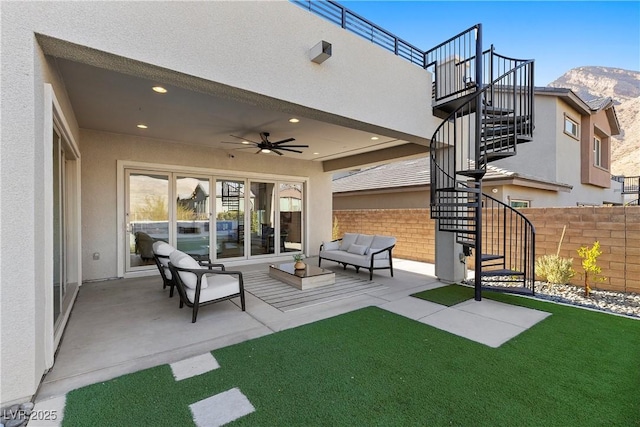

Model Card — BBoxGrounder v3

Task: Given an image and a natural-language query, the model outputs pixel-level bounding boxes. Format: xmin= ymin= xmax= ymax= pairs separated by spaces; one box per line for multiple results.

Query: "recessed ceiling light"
xmin=313 ymin=152 xmax=320 ymax=155
xmin=152 ymin=86 xmax=167 ymax=94
xmin=289 ymin=118 xmax=300 ymax=123
xmin=241 ymin=141 xmax=250 ymax=145
xmin=371 ymin=136 xmax=379 ymax=140
xmin=137 ymin=124 xmax=148 ymax=129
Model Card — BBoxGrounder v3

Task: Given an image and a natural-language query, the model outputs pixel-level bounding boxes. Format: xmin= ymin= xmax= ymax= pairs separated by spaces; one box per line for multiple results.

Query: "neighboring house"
xmin=491 ymin=87 xmax=623 ymax=207
xmin=2 ymin=1 xmax=531 ymax=406
xmin=334 ymin=88 xmax=625 ymax=209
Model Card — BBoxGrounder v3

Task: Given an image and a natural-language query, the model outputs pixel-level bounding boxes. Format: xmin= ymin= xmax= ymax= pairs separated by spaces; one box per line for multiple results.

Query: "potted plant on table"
xmin=293 ymin=254 xmax=306 ymax=270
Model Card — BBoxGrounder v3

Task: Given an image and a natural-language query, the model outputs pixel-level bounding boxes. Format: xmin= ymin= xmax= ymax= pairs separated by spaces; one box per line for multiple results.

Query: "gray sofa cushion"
xmin=355 ymin=234 xmax=374 ymax=248
xmin=347 ymin=244 xmax=368 ymax=255
xmin=323 ymin=240 xmax=340 ymax=251
xmin=339 ymin=233 xmax=358 ymax=251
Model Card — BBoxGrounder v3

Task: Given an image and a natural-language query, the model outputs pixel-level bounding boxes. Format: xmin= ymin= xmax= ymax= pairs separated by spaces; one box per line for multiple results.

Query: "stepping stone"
xmin=170 ymin=353 xmax=220 ymax=381
xmin=190 ymin=388 xmax=255 ymax=427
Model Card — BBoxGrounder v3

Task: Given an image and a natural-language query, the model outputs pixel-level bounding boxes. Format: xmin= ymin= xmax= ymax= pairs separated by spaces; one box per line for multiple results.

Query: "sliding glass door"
xmin=176 ymin=176 xmax=211 ymax=259
xmin=123 ymin=169 xmax=304 ymax=273
xmin=216 ymin=179 xmax=245 ymax=259
xmin=52 ymin=127 xmax=66 ymax=326
xmin=250 ymin=182 xmax=276 ymax=256
xmin=279 ymin=183 xmax=303 ymax=252
xmin=126 ymin=171 xmax=170 ymax=270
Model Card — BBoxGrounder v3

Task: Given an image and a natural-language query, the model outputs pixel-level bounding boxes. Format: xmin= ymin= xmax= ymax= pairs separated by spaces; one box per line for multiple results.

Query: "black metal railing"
xmin=292 ymin=0 xmax=425 ymax=66
xmin=425 ymin=25 xmax=480 ymax=102
xmin=481 ymin=193 xmax=536 ymax=293
xmin=621 ymin=176 xmax=640 ymax=194
xmin=430 ymin=56 xmax=535 ymax=210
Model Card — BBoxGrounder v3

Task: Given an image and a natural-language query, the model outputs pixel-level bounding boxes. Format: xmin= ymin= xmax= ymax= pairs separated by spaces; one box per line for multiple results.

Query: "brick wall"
xmin=333 ymin=209 xmax=436 ymax=263
xmin=523 ymin=206 xmax=640 ymax=294
xmin=333 ymin=206 xmax=640 ymax=294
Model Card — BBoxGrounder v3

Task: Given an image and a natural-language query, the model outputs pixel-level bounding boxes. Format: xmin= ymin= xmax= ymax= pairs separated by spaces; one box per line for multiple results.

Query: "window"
xmin=510 ymin=200 xmax=530 ymax=208
xmin=594 ymin=136 xmax=602 ymax=167
xmin=564 ymin=116 xmax=579 ymax=139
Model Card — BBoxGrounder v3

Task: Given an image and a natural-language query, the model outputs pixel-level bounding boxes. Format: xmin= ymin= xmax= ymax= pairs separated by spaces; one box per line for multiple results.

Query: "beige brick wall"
xmin=333 ymin=209 xmax=436 ymax=263
xmin=333 ymin=206 xmax=640 ymax=294
xmin=523 ymin=206 xmax=640 ymax=294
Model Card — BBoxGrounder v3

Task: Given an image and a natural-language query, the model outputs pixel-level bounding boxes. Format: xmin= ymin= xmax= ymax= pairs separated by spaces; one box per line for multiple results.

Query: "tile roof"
xmin=333 ymin=157 xmax=570 ymax=193
xmin=585 ymin=97 xmax=613 ymax=111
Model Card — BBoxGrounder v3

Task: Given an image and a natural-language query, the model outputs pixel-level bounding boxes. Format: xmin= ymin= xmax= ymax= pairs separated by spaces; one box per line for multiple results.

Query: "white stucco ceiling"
xmin=54 ymin=57 xmax=420 ymax=163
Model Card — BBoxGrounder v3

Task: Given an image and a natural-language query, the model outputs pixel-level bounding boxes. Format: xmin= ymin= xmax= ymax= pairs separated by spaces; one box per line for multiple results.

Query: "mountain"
xmin=548 ymin=66 xmax=640 ymax=176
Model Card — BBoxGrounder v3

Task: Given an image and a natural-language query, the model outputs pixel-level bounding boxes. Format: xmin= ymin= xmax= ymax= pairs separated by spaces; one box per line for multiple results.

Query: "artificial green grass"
xmin=63 ymin=295 xmax=640 ymax=426
xmin=411 ymin=284 xmax=475 ymax=306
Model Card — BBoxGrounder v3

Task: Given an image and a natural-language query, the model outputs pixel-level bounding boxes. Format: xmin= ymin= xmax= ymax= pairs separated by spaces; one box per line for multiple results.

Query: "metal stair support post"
xmin=473 ymin=25 xmax=483 ymax=301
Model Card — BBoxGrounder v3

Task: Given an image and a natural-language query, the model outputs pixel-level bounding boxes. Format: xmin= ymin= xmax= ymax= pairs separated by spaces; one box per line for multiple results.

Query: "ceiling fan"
xmin=222 ymin=132 xmax=309 ymax=155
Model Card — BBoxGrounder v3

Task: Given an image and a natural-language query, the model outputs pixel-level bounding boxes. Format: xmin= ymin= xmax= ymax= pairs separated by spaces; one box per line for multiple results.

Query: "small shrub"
xmin=577 ymin=241 xmax=606 ymax=296
xmin=332 ymin=216 xmax=341 ymax=240
xmin=535 ymin=255 xmax=575 ymax=285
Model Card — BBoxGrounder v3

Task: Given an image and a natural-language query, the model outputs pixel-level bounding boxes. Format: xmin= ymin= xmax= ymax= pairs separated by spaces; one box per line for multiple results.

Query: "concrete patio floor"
xmin=32 ymin=258 xmax=550 ymax=425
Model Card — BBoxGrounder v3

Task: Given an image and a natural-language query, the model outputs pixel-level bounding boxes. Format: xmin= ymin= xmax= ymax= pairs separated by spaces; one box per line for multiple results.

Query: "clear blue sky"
xmin=340 ymin=1 xmax=640 ymax=85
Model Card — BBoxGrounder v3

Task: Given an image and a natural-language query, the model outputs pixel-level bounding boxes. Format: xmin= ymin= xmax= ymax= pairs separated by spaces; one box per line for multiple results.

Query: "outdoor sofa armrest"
xmin=369 ymin=244 xmax=395 ymax=258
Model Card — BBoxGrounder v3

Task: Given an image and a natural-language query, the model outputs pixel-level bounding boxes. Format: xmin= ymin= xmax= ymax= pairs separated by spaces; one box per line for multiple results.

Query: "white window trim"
xmin=593 ymin=135 xmax=602 ymax=168
xmin=116 ymin=160 xmax=309 ymax=277
xmin=44 ymin=84 xmax=82 ymax=368
xmin=563 ymin=114 xmax=579 ymax=140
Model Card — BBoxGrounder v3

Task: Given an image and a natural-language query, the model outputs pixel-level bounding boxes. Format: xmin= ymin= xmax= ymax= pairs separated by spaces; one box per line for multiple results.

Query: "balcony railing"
xmin=292 ymin=0 xmax=426 ymax=67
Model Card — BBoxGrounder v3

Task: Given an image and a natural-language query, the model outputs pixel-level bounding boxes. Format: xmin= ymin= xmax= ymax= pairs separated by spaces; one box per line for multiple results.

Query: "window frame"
xmin=509 ymin=199 xmax=530 ymax=208
xmin=564 ymin=114 xmax=579 ymax=140
xmin=593 ymin=135 xmax=602 ymax=168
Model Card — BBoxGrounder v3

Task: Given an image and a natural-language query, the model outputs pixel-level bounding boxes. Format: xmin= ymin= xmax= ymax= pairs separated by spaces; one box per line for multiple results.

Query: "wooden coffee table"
xmin=268 ymin=262 xmax=335 ymax=290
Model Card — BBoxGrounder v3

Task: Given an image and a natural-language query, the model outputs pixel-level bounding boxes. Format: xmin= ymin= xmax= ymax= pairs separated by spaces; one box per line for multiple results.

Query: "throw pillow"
xmin=323 ymin=240 xmax=340 ymax=251
xmin=347 ymin=243 xmax=367 ymax=255
xmin=339 ymin=233 xmax=359 ymax=251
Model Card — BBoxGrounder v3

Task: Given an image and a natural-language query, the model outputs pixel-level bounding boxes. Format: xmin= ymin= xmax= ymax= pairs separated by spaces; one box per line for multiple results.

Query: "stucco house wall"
xmin=80 ymin=129 xmax=332 ymax=282
xmin=1 ymin=1 xmax=437 ymax=405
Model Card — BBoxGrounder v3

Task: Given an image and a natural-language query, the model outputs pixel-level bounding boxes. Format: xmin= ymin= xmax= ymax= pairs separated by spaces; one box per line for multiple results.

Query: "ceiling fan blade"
xmin=230 ymin=134 xmax=258 ymax=144
xmin=271 ymin=148 xmax=284 ymax=156
xmin=277 ymin=148 xmax=303 ymax=154
xmin=259 ymin=133 xmax=270 ymax=143
xmin=272 ymin=138 xmax=295 ymax=145
xmin=278 ymin=144 xmax=308 ymax=148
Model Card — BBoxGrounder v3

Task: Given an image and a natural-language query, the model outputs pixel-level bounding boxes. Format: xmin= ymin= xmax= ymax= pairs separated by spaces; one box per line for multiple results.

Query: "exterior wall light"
xmin=309 ymin=41 xmax=332 ymax=64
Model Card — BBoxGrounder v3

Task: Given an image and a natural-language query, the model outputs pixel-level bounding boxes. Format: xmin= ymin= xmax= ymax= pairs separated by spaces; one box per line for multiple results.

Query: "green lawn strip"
xmin=411 ymin=283 xmax=475 ymax=306
xmin=63 ymin=299 xmax=640 ymax=426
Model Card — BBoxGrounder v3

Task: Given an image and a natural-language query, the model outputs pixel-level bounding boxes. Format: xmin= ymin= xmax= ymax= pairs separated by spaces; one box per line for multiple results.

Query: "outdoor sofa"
xmin=318 ymin=233 xmax=396 ymax=280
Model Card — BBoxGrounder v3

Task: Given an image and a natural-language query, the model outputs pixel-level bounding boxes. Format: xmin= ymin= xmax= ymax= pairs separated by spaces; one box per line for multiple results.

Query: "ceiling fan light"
xmin=261 ymin=148 xmax=271 ymax=154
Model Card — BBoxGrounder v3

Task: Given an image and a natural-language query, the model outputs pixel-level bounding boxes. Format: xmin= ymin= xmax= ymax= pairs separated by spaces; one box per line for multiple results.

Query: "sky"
xmin=340 ymin=1 xmax=640 ymax=85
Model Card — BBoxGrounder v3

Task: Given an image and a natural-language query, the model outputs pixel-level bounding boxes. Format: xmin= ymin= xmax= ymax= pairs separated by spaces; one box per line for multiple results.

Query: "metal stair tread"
xmin=481 ymin=254 xmax=504 ymax=261
xmin=481 ymin=269 xmax=524 ymax=277
xmin=481 ymin=285 xmax=534 ymax=296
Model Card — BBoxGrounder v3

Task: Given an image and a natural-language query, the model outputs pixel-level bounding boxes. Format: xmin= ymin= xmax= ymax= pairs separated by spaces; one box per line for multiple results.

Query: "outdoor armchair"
xmin=168 ymin=250 xmax=245 ymax=323
xmin=153 ymin=241 xmax=223 ymax=298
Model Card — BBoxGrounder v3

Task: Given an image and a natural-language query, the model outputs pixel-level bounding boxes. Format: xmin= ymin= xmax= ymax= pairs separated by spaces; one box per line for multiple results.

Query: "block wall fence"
xmin=333 ymin=206 xmax=640 ymax=294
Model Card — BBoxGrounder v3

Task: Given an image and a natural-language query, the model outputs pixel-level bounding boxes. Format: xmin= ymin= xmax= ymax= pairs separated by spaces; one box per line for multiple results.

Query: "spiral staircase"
xmin=426 ymin=25 xmax=536 ymax=299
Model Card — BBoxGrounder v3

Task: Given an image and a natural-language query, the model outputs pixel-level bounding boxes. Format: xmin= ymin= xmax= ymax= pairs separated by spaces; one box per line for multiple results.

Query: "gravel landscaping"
xmin=465 ymin=277 xmax=640 ymax=319
xmin=533 ymin=282 xmax=640 ymax=319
